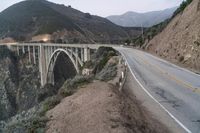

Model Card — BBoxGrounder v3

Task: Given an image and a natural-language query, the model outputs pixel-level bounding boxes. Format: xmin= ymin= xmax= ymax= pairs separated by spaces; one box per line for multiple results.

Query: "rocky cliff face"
xmin=146 ymin=0 xmax=200 ymax=72
xmin=0 ymin=48 xmax=18 ymax=120
xmin=0 ymin=47 xmax=55 ymax=121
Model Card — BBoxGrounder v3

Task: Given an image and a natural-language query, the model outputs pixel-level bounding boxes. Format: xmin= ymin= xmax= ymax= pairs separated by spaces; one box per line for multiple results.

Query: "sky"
xmin=0 ymin=0 xmax=183 ymax=17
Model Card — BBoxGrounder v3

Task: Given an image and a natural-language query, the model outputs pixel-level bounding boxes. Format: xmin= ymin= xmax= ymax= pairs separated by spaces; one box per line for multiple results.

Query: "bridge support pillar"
xmin=84 ymin=47 xmax=90 ymax=62
xmin=17 ymin=46 xmax=19 ymax=56
xmin=71 ymin=47 xmax=73 ymax=57
xmin=75 ymin=48 xmax=78 ymax=67
xmin=33 ymin=46 xmax=36 ymax=64
xmin=22 ymin=46 xmax=25 ymax=54
xmin=81 ymin=48 xmax=84 ymax=62
xmin=39 ymin=44 xmax=47 ymax=86
xmin=28 ymin=46 xmax=31 ymax=63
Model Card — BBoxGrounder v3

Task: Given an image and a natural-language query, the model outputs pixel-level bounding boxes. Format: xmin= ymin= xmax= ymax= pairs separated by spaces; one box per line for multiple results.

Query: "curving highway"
xmin=115 ymin=47 xmax=200 ymax=133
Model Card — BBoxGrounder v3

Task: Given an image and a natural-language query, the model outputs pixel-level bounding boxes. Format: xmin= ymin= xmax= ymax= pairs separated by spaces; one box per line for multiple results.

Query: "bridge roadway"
xmin=1 ymin=43 xmax=200 ymax=132
xmin=0 ymin=43 xmax=117 ymax=49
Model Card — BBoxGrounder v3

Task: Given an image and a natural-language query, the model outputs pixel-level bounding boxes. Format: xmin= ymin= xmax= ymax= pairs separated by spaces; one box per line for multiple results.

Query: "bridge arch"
xmin=46 ymin=48 xmax=81 ymax=85
xmin=5 ymin=43 xmax=93 ymax=86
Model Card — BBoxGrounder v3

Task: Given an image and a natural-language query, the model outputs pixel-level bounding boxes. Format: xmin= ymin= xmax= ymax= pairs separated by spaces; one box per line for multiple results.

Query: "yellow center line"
xmin=133 ymin=51 xmax=200 ymax=94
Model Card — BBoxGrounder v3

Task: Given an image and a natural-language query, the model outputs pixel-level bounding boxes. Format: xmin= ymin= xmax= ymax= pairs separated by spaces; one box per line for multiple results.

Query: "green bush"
xmin=94 ymin=47 xmax=118 ymax=73
xmin=95 ymin=47 xmax=117 ymax=58
xmin=58 ymin=75 xmax=92 ymax=97
xmin=39 ymin=96 xmax=61 ymax=116
xmin=5 ymin=116 xmax=48 ymax=133
xmin=26 ymin=116 xmax=48 ymax=133
xmin=179 ymin=56 xmax=184 ymax=62
xmin=125 ymin=39 xmax=131 ymax=45
xmin=96 ymin=63 xmax=118 ymax=81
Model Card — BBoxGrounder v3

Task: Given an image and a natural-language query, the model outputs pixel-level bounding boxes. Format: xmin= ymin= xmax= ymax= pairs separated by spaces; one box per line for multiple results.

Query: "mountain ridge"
xmin=107 ymin=7 xmax=177 ymax=27
xmin=0 ymin=0 xmax=142 ymax=44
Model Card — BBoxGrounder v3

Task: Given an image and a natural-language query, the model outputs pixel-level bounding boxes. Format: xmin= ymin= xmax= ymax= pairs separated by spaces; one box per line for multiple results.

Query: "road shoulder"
xmin=124 ymin=70 xmax=187 ymax=133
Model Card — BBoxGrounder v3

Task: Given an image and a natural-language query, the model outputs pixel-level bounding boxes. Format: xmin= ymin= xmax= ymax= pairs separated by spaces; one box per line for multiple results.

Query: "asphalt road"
xmin=115 ymin=47 xmax=200 ymax=133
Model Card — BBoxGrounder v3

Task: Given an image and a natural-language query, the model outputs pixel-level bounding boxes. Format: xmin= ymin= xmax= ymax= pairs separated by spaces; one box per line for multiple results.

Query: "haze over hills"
xmin=0 ymin=0 xmax=141 ymax=43
xmin=107 ymin=7 xmax=177 ymax=27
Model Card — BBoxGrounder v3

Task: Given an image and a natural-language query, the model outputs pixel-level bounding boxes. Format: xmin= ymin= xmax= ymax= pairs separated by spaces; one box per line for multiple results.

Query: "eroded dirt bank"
xmin=46 ymin=80 xmax=169 ymax=133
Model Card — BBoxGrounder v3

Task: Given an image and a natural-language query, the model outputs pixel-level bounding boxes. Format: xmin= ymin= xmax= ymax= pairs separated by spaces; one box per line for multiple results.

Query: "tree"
xmin=56 ymin=39 xmax=63 ymax=43
xmin=85 ymin=13 xmax=92 ymax=19
xmin=125 ymin=39 xmax=131 ymax=45
xmin=173 ymin=0 xmax=193 ymax=17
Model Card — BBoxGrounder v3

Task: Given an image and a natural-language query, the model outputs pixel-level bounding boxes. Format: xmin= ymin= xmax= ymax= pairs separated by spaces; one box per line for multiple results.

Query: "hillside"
xmin=0 ymin=0 xmax=82 ymax=41
xmin=146 ymin=0 xmax=200 ymax=72
xmin=107 ymin=7 xmax=177 ymax=27
xmin=0 ymin=0 xmax=141 ymax=43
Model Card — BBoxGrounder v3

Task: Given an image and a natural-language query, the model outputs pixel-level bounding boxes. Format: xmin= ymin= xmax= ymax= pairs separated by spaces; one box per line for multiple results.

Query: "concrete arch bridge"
xmin=1 ymin=43 xmax=115 ymax=86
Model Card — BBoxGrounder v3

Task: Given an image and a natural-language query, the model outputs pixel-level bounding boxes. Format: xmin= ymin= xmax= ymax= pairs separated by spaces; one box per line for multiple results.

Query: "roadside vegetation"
xmin=93 ymin=47 xmax=118 ymax=73
xmin=58 ymin=75 xmax=92 ymax=97
xmin=132 ymin=19 xmax=169 ymax=47
xmin=172 ymin=0 xmax=193 ymax=17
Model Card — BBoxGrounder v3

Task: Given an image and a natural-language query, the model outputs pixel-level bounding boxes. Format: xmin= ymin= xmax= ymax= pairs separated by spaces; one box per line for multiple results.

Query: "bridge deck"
xmin=0 ymin=43 xmax=119 ymax=49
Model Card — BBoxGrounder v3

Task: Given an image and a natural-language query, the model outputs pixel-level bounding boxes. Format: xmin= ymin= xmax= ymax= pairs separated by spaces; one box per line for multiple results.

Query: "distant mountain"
xmin=107 ymin=7 xmax=177 ymax=27
xmin=0 ymin=0 xmax=141 ymax=43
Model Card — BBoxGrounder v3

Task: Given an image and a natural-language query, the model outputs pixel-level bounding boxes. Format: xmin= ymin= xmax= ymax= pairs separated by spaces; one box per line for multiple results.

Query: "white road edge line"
xmin=118 ymin=50 xmax=192 ymax=133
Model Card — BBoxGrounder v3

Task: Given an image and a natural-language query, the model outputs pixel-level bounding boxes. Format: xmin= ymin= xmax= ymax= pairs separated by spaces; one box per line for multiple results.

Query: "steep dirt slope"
xmin=146 ymin=0 xmax=200 ymax=72
xmin=46 ymin=81 xmax=169 ymax=133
